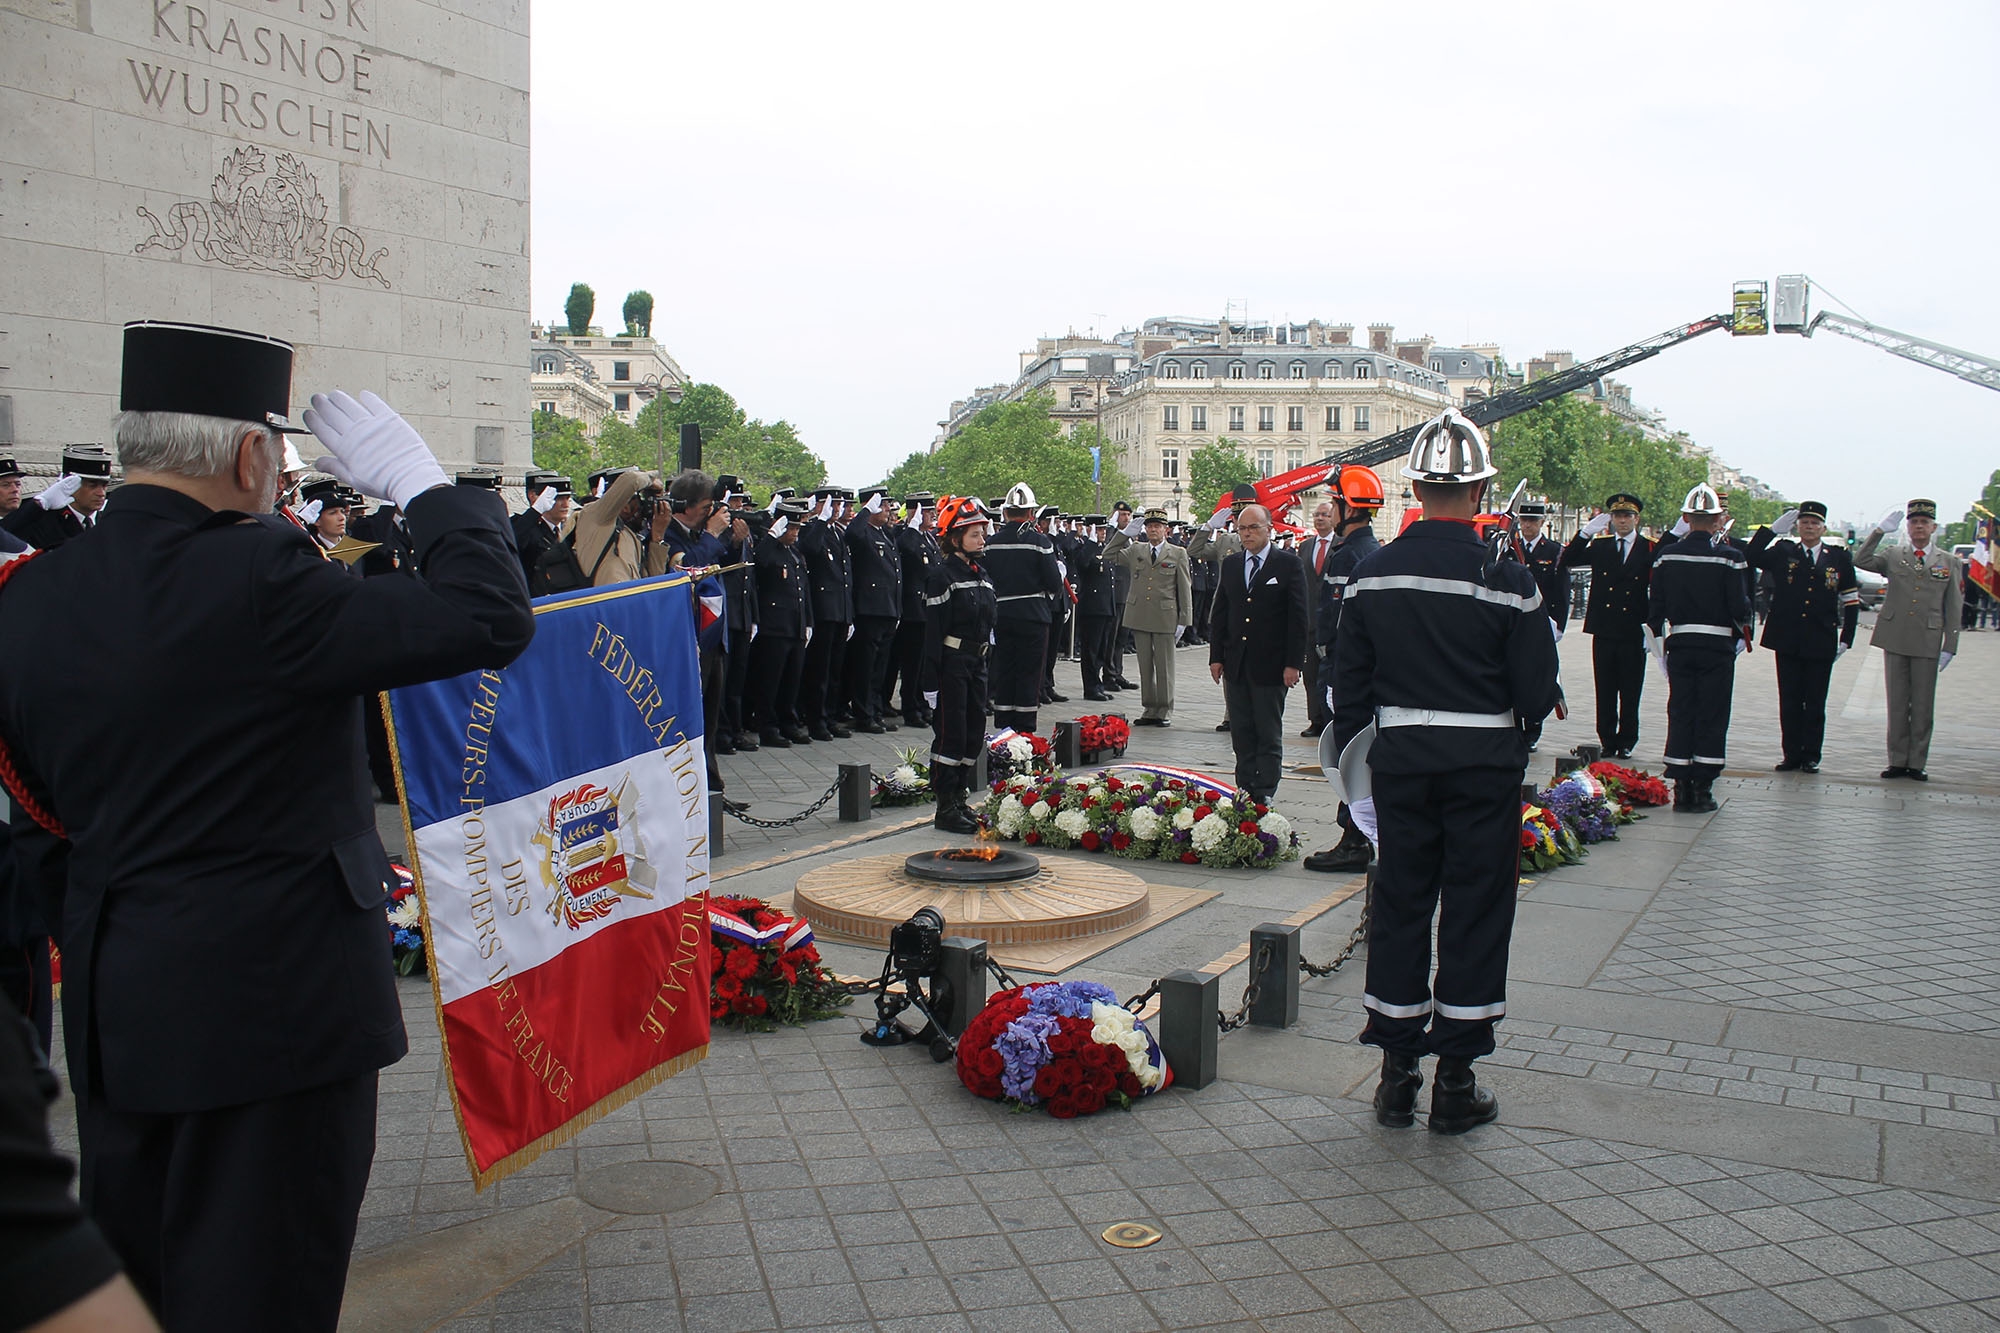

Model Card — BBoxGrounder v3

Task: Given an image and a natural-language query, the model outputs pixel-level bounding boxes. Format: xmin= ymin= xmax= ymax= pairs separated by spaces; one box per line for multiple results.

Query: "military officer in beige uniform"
xmin=1105 ymin=506 xmax=1194 ymax=725
xmin=1853 ymin=498 xmax=1962 ymax=780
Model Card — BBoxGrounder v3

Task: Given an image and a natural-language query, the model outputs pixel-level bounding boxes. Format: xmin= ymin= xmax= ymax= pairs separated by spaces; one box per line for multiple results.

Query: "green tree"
xmin=1188 ymin=439 xmax=1259 ymax=518
xmin=704 ymin=419 xmax=829 ymax=495
xmin=1945 ymin=469 xmax=2000 ymax=546
xmin=1489 ymin=396 xmax=1708 ymax=523
xmin=632 ymin=382 xmax=749 ymax=448
xmin=564 ymin=283 xmax=595 ymax=336
xmin=531 ymin=410 xmax=592 ymax=489
xmin=880 ymin=394 xmax=1129 ymax=512
xmin=621 ymin=290 xmax=654 ymax=337
xmin=594 ymin=416 xmax=658 ymax=472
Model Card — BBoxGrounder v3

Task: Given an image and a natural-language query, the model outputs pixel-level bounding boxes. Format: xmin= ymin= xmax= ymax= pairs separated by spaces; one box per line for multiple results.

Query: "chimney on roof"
xmin=1306 ymin=320 xmax=1322 ymax=348
xmin=1328 ymin=324 xmax=1353 ymax=345
xmin=1369 ymin=323 xmax=1394 ymax=352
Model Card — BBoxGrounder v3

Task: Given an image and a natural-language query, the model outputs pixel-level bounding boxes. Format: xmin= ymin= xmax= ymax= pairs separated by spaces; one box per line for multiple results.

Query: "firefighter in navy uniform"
xmin=1509 ymin=500 xmax=1568 ymax=752
xmin=1745 ymin=500 xmax=1859 ymax=773
xmin=922 ymin=497 xmax=999 ymax=834
xmin=1303 ymin=464 xmax=1385 ymax=875
xmin=1333 ymin=410 xmax=1559 ymax=1134
xmin=1560 ymin=493 xmax=1655 ymax=757
xmin=1648 ymin=484 xmax=1753 ymax=812
xmin=713 ymin=477 xmax=760 ymax=755
xmin=746 ymin=499 xmax=815 ymax=746
xmin=892 ymin=494 xmax=940 ymax=726
xmin=843 ymin=486 xmax=904 ymax=733
xmin=983 ymin=483 xmax=1064 ymax=733
xmin=798 ymin=487 xmax=855 ymax=739
xmin=1 ymin=446 xmax=115 ymax=550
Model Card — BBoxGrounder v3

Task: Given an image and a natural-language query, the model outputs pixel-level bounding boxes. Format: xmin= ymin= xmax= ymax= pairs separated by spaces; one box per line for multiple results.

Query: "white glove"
xmin=533 ymin=487 xmax=557 ymax=515
xmin=923 ymin=691 xmax=939 ymax=709
xmin=1349 ymin=796 xmax=1378 ymax=850
xmin=1771 ymin=509 xmax=1799 ymax=537
xmin=1205 ymin=507 xmax=1229 ymax=531
xmin=1939 ymin=650 xmax=1954 ymax=672
xmin=749 ymin=623 xmax=758 ymax=641
xmin=846 ymin=624 xmax=856 ymax=641
xmin=1055 ymin=560 xmax=1067 ymax=579
xmin=1835 ymin=641 xmax=1848 ymax=660
xmin=34 ymin=474 xmax=81 ymax=510
xmin=769 ymin=515 xmax=790 ymax=539
xmin=1174 ymin=625 xmax=1186 ymax=645
xmin=1123 ymin=518 xmax=1145 ymax=538
xmin=863 ymin=492 xmax=884 ymax=515
xmin=1654 ymin=649 xmax=1670 ymax=681
xmin=1733 ymin=637 xmax=1747 ymax=657
xmin=911 ymin=503 xmax=922 ymax=527
xmin=1580 ymin=512 xmax=1611 ymax=538
xmin=767 ymin=492 xmax=784 ymax=515
xmin=1669 ymin=517 xmax=1690 ymax=539
xmin=803 ymin=627 xmax=813 ymax=643
xmin=296 ymin=499 xmax=323 ymax=526
xmin=817 ymin=496 xmax=834 ymax=522
xmin=304 ymin=390 xmax=450 ymax=511
xmin=1324 ymin=687 xmax=1334 ymax=712
xmin=1877 ymin=507 xmax=1903 ymax=534
xmin=1641 ymin=624 xmax=1660 ymax=658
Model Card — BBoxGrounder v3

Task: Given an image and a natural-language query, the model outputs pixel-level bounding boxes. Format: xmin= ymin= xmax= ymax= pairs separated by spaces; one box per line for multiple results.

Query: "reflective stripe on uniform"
xmin=1654 ymin=552 xmax=1744 ymax=567
xmin=1347 ymin=573 xmax=1541 ymax=613
xmin=1434 ymin=999 xmax=1506 ymax=1021
xmin=1376 ymin=706 xmax=1517 ymax=729
xmin=1362 ymin=993 xmax=1434 ymax=1019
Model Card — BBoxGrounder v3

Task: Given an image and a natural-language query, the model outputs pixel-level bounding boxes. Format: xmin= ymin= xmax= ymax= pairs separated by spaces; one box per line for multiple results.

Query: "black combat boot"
xmin=1372 ymin=1050 xmax=1423 ymax=1128
xmin=1685 ymin=779 xmax=1719 ymax=814
xmin=1304 ymin=825 xmax=1374 ymax=874
xmin=934 ymin=772 xmax=979 ymax=835
xmin=1671 ymin=780 xmax=1689 ymax=811
xmin=1428 ymin=1057 xmax=1499 ymax=1134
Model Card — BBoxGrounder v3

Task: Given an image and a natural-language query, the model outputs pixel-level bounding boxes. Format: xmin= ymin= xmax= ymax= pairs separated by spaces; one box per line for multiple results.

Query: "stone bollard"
xmin=838 ymin=763 xmax=872 ymax=822
xmin=937 ymin=938 xmax=989 ymax=1039
xmin=708 ymin=789 xmax=725 ymax=853
xmin=972 ymin=745 xmax=990 ymax=793
xmin=1158 ymin=970 xmax=1218 ymax=1089
xmin=1051 ymin=720 xmax=1083 ymax=771
xmin=1577 ymin=742 xmax=1603 ymax=766
xmin=1249 ymin=923 xmax=1301 ymax=1029
xmin=1520 ymin=782 xmax=1540 ymax=805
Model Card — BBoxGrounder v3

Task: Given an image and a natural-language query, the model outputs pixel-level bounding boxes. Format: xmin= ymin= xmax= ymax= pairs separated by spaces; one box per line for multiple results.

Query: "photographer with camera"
xmin=574 ymin=465 xmax=671 ymax=588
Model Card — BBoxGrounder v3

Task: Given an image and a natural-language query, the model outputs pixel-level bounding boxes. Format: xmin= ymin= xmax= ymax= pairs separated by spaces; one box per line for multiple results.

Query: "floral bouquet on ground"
xmin=988 ymin=729 xmax=1056 ymax=785
xmin=955 ymin=980 xmax=1171 ymax=1118
xmin=1586 ymin=760 xmax=1670 ymax=809
xmin=979 ymin=768 xmax=1300 ymax=869
xmin=1521 ymin=801 xmax=1585 ymax=871
xmin=872 ymin=748 xmax=934 ymax=807
xmin=1538 ymin=771 xmax=1628 ymax=845
xmin=707 ymin=895 xmax=853 ymax=1032
xmin=1071 ymin=714 xmax=1131 ymax=764
xmin=386 ymin=864 xmax=425 ymax=976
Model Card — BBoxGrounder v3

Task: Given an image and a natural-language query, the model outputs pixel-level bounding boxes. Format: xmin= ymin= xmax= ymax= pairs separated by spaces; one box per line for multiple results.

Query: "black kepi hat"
xmin=456 ymin=469 xmax=501 ymax=489
xmin=61 ymin=445 xmax=114 ymax=482
xmin=0 ymin=455 xmax=21 ymax=480
xmin=1606 ymin=493 xmax=1642 ymax=514
xmin=120 ymin=321 xmax=305 ymax=431
xmin=299 ymin=476 xmax=346 ymax=505
xmin=1517 ymin=501 xmax=1547 ymax=518
xmin=1797 ymin=500 xmax=1828 ymax=520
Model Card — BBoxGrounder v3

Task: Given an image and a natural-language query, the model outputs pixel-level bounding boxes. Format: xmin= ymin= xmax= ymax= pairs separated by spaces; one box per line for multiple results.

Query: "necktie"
xmin=1618 ymin=537 xmax=1628 ymax=563
xmin=1246 ymin=553 xmax=1261 ymax=590
xmin=1314 ymin=539 xmax=1327 ymax=575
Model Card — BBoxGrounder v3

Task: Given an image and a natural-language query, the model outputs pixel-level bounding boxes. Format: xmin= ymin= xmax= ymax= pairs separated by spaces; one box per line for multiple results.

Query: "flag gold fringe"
xmin=470 ymin=1043 xmax=710 ymax=1192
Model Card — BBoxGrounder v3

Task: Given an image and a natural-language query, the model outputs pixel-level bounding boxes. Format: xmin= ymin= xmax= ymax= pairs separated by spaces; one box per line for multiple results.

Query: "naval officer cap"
xmin=120 ymin=321 xmax=307 ymax=431
xmin=524 ymin=469 xmax=571 ymax=496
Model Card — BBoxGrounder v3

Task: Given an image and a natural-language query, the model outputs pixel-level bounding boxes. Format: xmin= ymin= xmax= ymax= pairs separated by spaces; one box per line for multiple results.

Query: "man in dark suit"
xmin=0 ymin=322 xmax=534 ymax=1330
xmin=1207 ymin=505 xmax=1309 ymax=802
xmin=1072 ymin=516 xmax=1119 ymax=700
xmin=1745 ymin=501 xmax=1859 ymax=773
xmin=1298 ymin=499 xmax=1339 ymax=738
xmin=1560 ymin=493 xmax=1656 ymax=757
xmin=1 ymin=446 xmax=114 ymax=550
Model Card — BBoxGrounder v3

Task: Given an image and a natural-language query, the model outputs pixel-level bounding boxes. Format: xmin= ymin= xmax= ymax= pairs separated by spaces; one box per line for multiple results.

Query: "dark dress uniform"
xmin=0 ymin=481 xmax=533 ymax=1330
xmin=1208 ymin=544 xmax=1310 ymax=801
xmin=510 ymin=506 xmax=560 ymax=581
xmin=352 ymin=504 xmax=417 ymax=578
xmin=0 ymin=503 xmax=89 ymax=551
xmin=844 ymin=514 xmax=903 ymax=729
xmin=983 ymin=519 xmax=1063 ymax=732
xmin=1648 ymin=531 xmax=1753 ymax=796
xmin=922 ymin=551 xmax=998 ymax=813
xmin=1042 ymin=520 xmax=1076 ymax=700
xmin=1746 ymin=528 xmax=1859 ymax=769
xmin=747 ymin=529 xmax=814 ymax=737
xmin=1073 ymin=528 xmax=1119 ymax=698
xmin=1333 ymin=520 xmax=1560 ymax=1061
xmin=798 ymin=513 xmax=853 ymax=733
xmin=1561 ymin=525 xmax=1656 ymax=755
xmin=1316 ymin=523 xmax=1381 ymax=712
xmin=662 ymin=515 xmax=731 ymax=794
xmin=1508 ymin=527 xmax=1568 ymax=749
xmin=892 ymin=521 xmax=942 ymax=724
xmin=718 ymin=511 xmax=759 ymax=747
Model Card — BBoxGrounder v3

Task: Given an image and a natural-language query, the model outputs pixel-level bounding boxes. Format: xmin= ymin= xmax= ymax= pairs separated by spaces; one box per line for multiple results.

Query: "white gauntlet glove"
xmin=1122 ymin=518 xmax=1145 ymax=538
xmin=846 ymin=624 xmax=856 ymax=640
xmin=303 ymin=390 xmax=449 ymax=511
xmin=1205 ymin=507 xmax=1229 ymax=532
xmin=1669 ymin=517 xmax=1690 ymax=539
xmin=1580 ymin=512 xmax=1611 ymax=538
xmin=532 ymin=487 xmax=557 ymax=515
xmin=1939 ymin=650 xmax=1954 ymax=673
xmin=1877 ymin=507 xmax=1904 ymax=534
xmin=1349 ymin=796 xmax=1378 ymax=850
xmin=34 ymin=474 xmax=81 ymax=511
xmin=1770 ymin=508 xmax=1798 ymax=537
xmin=296 ymin=499 xmax=323 ymax=526
xmin=923 ymin=690 xmax=939 ymax=709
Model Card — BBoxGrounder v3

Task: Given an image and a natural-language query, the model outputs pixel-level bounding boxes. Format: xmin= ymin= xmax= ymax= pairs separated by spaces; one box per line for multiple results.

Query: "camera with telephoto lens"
xmin=861 ymin=908 xmax=955 ymax=1062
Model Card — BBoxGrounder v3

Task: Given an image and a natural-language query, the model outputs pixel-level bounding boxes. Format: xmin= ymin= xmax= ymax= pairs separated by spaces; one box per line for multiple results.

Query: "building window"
xmin=1353 ymin=406 xmax=1371 ymax=431
xmin=1162 ymin=406 xmax=1180 ymax=431
xmin=1355 ymin=362 xmax=1373 ymax=379
xmin=1257 ymin=363 xmax=1275 ymax=380
xmin=1325 ymin=406 xmax=1341 ymax=430
xmin=538 ymin=401 xmax=557 ymax=415
xmin=1257 ymin=406 xmax=1275 ymax=432
xmin=1160 ymin=449 xmax=1180 ymax=480
xmin=1430 ymin=360 xmax=1443 ymax=373
xmin=612 ymin=360 xmax=630 ymax=381
xmin=1229 ymin=406 xmax=1246 ymax=431
xmin=1256 ymin=448 xmax=1274 ymax=477
xmin=1290 ymin=362 xmax=1307 ymax=379
xmin=1191 ymin=362 xmax=1208 ymax=379
xmin=1287 ymin=406 xmax=1305 ymax=432
xmin=1162 ymin=362 xmax=1180 ymax=379
xmin=1190 ymin=405 xmax=1208 ymax=431
xmin=1287 ymin=448 xmax=1304 ymax=471
xmin=1225 ymin=363 xmax=1243 ymax=380
xmin=614 ymin=392 xmax=631 ymax=412
xmin=1323 ymin=361 xmax=1341 ymax=379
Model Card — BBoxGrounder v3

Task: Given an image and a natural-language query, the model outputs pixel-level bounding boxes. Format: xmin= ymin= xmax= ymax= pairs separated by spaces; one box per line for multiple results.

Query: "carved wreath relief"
xmin=134 ymin=146 xmax=391 ymax=288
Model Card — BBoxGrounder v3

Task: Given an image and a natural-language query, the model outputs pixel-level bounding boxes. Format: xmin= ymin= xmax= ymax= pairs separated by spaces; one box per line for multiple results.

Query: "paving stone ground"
xmin=49 ymin=617 xmax=2000 ymax=1330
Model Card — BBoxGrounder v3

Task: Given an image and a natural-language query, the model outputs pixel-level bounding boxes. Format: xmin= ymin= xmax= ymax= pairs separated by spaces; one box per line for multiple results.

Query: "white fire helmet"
xmin=1004 ymin=482 xmax=1037 ymax=510
xmin=1402 ymin=408 xmax=1498 ymax=484
xmin=280 ymin=439 xmax=307 ymax=475
xmin=1681 ymin=483 xmax=1724 ymax=515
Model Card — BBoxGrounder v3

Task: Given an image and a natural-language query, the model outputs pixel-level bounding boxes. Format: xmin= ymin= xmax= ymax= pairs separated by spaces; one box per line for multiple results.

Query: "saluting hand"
xmin=34 ymin=473 xmax=81 ymax=511
xmin=1877 ymin=507 xmax=1904 ymax=534
xmin=1771 ymin=508 xmax=1799 ymax=536
xmin=303 ymin=390 xmax=449 ymax=510
xmin=1580 ymin=512 xmax=1611 ymax=538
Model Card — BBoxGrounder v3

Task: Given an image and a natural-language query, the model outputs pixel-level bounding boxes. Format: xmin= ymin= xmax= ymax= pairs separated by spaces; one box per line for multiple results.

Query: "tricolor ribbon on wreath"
xmin=708 ymin=903 xmax=815 ymax=953
xmin=1102 ymin=762 xmax=1235 ymax=799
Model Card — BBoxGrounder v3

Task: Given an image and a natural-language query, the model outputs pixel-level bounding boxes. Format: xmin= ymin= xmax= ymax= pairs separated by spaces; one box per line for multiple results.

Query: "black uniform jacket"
xmin=1209 ymin=546 xmax=1310 ymax=686
xmin=799 ymin=518 xmax=854 ymax=624
xmin=1647 ymin=531 xmax=1753 ymax=654
xmin=897 ymin=525 xmax=941 ymax=622
xmin=352 ymin=506 xmax=417 ymax=578
xmin=1073 ymin=536 xmax=1117 ymax=617
xmin=0 ymin=504 xmax=87 ymax=551
xmin=1746 ymin=530 xmax=1859 ymax=659
xmin=846 ymin=518 xmax=903 ymax=620
xmin=1560 ymin=530 xmax=1655 ymax=636
xmin=1511 ymin=533 xmax=1569 ymax=633
xmin=752 ymin=537 xmax=814 ymax=638
xmin=982 ymin=522 xmax=1063 ymax=623
xmin=721 ymin=518 xmax=757 ymax=634
xmin=1334 ymin=519 xmax=1560 ymax=775
xmin=511 ymin=507 xmax=558 ymax=581
xmin=0 ymin=484 xmax=534 ymax=1113
xmin=1316 ymin=525 xmax=1381 ymax=652
xmin=920 ymin=554 xmax=998 ymax=693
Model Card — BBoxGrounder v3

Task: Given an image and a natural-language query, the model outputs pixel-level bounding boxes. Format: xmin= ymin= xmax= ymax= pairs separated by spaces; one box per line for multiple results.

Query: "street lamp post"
xmin=639 ymin=373 xmax=685 ymax=475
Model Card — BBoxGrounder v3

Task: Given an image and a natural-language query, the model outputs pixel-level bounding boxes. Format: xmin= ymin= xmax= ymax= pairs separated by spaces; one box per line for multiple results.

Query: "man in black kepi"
xmin=1745 ymin=500 xmax=1858 ymax=773
xmin=1561 ymin=492 xmax=1655 ymax=757
xmin=511 ymin=468 xmax=571 ymax=581
xmin=2 ymin=446 xmax=115 ymax=551
xmin=0 ymin=320 xmax=534 ymax=1330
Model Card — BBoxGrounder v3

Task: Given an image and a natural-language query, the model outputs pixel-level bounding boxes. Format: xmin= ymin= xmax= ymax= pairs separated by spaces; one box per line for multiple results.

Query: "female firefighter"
xmin=922 ymin=496 xmax=999 ymax=834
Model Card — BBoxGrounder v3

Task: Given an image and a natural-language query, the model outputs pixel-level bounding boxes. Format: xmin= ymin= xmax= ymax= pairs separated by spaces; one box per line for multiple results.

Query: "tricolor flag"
xmin=386 ymin=575 xmax=712 ymax=1189
xmin=1973 ymin=514 xmax=1999 ymax=601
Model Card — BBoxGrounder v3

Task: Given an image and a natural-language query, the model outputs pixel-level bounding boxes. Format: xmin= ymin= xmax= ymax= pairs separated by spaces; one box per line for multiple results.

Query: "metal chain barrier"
xmin=723 ymin=777 xmax=843 ymax=829
xmin=1300 ymin=891 xmax=1372 ymax=979
xmin=1217 ymin=942 xmax=1274 ymax=1033
xmin=1121 ymin=981 xmax=1162 ymax=1014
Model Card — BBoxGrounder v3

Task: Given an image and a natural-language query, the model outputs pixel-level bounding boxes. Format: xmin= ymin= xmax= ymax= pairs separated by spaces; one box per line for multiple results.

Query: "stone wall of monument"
xmin=0 ymin=0 xmax=530 ymax=472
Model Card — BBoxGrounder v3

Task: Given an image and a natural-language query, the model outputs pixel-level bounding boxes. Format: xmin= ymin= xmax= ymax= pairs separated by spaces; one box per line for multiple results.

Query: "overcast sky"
xmin=530 ymin=1 xmax=1999 ymax=527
